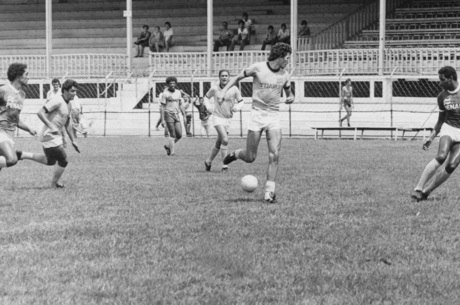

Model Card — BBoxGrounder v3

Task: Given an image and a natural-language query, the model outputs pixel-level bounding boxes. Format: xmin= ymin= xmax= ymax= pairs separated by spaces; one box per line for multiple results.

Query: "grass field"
xmin=1 ymin=136 xmax=460 ymax=304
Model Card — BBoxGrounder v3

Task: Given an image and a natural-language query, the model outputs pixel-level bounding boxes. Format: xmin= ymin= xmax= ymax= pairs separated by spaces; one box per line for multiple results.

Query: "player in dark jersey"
xmin=412 ymin=66 xmax=460 ymax=201
xmin=0 ymin=63 xmax=36 ymax=171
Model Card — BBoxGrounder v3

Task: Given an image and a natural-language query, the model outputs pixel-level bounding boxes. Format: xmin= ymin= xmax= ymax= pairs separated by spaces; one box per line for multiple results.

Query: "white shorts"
xmin=439 ymin=124 xmax=460 ymax=142
xmin=0 ymin=130 xmax=14 ymax=145
xmin=212 ymin=115 xmax=232 ymax=130
xmin=247 ymin=110 xmax=281 ymax=132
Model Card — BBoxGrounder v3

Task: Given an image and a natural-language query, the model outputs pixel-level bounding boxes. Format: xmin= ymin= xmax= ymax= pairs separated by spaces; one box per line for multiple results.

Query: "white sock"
xmin=21 ymin=152 xmax=34 ymax=160
xmin=220 ymin=145 xmax=228 ymax=162
xmin=415 ymin=159 xmax=441 ymax=191
xmin=0 ymin=156 xmax=6 ymax=168
xmin=168 ymin=137 xmax=175 ymax=154
xmin=265 ymin=180 xmax=276 ymax=194
xmin=234 ymin=148 xmax=242 ymax=160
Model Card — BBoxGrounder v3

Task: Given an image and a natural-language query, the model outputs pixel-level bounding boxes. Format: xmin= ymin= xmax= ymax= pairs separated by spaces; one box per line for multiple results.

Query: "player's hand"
xmin=48 ymin=125 xmax=59 ymax=134
xmin=285 ymin=96 xmax=295 ymax=104
xmin=423 ymin=140 xmax=432 ymax=151
xmin=72 ymin=142 xmax=80 ymax=153
xmin=161 ymin=121 xmax=165 ymax=128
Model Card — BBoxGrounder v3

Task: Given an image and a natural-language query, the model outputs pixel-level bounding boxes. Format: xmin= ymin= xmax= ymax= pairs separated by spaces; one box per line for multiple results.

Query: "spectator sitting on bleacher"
xmin=277 ymin=23 xmax=290 ymax=44
xmin=149 ymin=26 xmax=165 ymax=53
xmin=242 ymin=12 xmax=254 ymax=40
xmin=261 ymin=25 xmax=277 ymax=50
xmin=134 ymin=25 xmax=151 ymax=57
xmin=163 ymin=22 xmax=174 ymax=52
xmin=229 ymin=20 xmax=250 ymax=51
xmin=298 ymin=20 xmax=311 ymax=38
xmin=213 ymin=21 xmax=233 ymax=52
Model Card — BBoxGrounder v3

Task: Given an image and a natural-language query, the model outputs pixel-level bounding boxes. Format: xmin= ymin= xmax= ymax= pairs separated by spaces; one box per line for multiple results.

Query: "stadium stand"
xmin=343 ymin=0 xmax=460 ymax=49
xmin=0 ymin=0 xmax=363 ymax=55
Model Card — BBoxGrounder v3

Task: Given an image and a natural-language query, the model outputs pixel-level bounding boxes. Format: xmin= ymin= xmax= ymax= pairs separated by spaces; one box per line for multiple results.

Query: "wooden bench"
xmin=400 ymin=127 xmax=434 ymax=141
xmin=312 ymin=127 xmax=398 ymax=140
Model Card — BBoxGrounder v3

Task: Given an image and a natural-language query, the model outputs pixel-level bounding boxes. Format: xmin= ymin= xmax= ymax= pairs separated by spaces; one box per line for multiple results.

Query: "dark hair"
xmin=165 ymin=21 xmax=171 ymax=27
xmin=7 ymin=63 xmax=27 ymax=82
xmin=142 ymin=25 xmax=149 ymax=30
xmin=61 ymin=79 xmax=78 ymax=92
xmin=51 ymin=78 xmax=60 ymax=85
xmin=268 ymin=42 xmax=292 ymax=61
xmin=301 ymin=20 xmax=307 ymax=26
xmin=439 ymin=66 xmax=458 ymax=81
xmin=166 ymin=76 xmax=177 ymax=84
xmin=242 ymin=12 xmax=248 ymax=18
xmin=218 ymin=69 xmax=230 ymax=77
xmin=222 ymin=21 xmax=228 ymax=27
xmin=268 ymin=25 xmax=274 ymax=30
xmin=346 ymin=78 xmax=351 ymax=83
xmin=238 ymin=19 xmax=244 ymax=26
xmin=281 ymin=23 xmax=287 ymax=28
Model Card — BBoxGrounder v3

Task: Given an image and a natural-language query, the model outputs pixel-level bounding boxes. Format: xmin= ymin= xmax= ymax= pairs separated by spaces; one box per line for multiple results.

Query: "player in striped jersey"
xmin=412 ymin=66 xmax=460 ymax=201
xmin=160 ymin=76 xmax=190 ymax=156
xmin=219 ymin=43 xmax=294 ymax=203
xmin=203 ymin=70 xmax=243 ymax=171
xmin=0 ymin=63 xmax=37 ymax=171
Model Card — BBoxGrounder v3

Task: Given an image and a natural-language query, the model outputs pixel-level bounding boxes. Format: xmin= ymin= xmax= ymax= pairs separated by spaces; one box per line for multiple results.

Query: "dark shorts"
xmin=164 ymin=111 xmax=180 ymax=123
xmin=43 ymin=145 xmax=67 ymax=166
xmin=343 ymin=99 xmax=352 ymax=108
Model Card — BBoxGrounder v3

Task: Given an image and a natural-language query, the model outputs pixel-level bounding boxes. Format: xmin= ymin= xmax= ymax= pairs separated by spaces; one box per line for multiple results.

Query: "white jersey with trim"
xmin=206 ymin=84 xmax=242 ymax=119
xmin=160 ymin=88 xmax=182 ymax=114
xmin=245 ymin=61 xmax=290 ymax=113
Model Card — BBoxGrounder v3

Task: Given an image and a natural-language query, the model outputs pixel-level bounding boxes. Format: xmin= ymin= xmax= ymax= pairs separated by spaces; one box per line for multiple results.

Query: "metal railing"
xmin=149 ymin=47 xmax=460 ymax=77
xmin=0 ymin=54 xmax=128 ymax=79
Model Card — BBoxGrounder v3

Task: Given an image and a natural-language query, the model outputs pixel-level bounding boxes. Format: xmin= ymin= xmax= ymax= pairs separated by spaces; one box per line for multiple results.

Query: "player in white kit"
xmin=219 ymin=43 xmax=294 ymax=203
xmin=203 ymin=70 xmax=243 ymax=171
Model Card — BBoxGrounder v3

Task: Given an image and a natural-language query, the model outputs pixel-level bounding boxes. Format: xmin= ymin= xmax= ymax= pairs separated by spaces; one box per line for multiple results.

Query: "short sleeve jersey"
xmin=161 ymin=89 xmax=182 ymax=115
xmin=438 ymin=86 xmax=460 ymax=128
xmin=46 ymin=89 xmax=60 ymax=101
xmin=40 ymin=95 xmax=71 ymax=147
xmin=244 ymin=62 xmax=290 ymax=113
xmin=0 ymin=83 xmax=26 ymax=135
xmin=206 ymin=85 xmax=243 ymax=118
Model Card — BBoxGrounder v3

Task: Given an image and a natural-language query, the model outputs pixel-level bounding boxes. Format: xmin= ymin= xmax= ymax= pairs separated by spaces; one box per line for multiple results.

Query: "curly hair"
xmin=166 ymin=76 xmax=177 ymax=84
xmin=268 ymin=42 xmax=292 ymax=61
xmin=439 ymin=66 xmax=457 ymax=81
xmin=7 ymin=63 xmax=27 ymax=82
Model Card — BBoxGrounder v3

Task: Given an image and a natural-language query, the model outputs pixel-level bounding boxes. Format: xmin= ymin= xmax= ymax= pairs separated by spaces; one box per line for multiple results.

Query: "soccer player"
xmin=160 ymin=76 xmax=190 ymax=156
xmin=18 ymin=79 xmax=80 ymax=188
xmin=411 ymin=66 xmax=460 ymax=201
xmin=0 ymin=63 xmax=37 ymax=171
xmin=46 ymin=78 xmax=61 ymax=101
xmin=219 ymin=42 xmax=294 ymax=203
xmin=204 ymin=69 xmax=243 ymax=171
xmin=340 ymin=78 xmax=353 ymax=127
xmin=193 ymin=97 xmax=212 ymax=137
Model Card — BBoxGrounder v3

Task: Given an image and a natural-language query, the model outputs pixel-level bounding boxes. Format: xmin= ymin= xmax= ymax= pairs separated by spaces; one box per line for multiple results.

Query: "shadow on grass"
xmin=10 ymin=186 xmax=53 ymax=191
xmin=225 ymin=197 xmax=259 ymax=203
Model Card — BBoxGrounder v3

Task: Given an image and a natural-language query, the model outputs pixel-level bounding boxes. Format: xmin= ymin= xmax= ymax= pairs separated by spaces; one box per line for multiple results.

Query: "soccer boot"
xmin=411 ymin=190 xmax=428 ymax=202
xmin=16 ymin=150 xmax=22 ymax=161
xmin=264 ymin=192 xmax=277 ymax=204
xmin=164 ymin=145 xmax=171 ymax=156
xmin=221 ymin=165 xmax=228 ymax=172
xmin=204 ymin=160 xmax=211 ymax=171
xmin=223 ymin=152 xmax=237 ymax=165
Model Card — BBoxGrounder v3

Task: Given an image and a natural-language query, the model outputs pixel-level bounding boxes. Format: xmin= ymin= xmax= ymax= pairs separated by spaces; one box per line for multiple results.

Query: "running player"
xmin=160 ymin=76 xmax=190 ymax=156
xmin=219 ymin=42 xmax=294 ymax=203
xmin=411 ymin=66 xmax=460 ymax=201
xmin=340 ymin=78 xmax=353 ymax=127
xmin=18 ymin=79 xmax=80 ymax=188
xmin=0 ymin=63 xmax=37 ymax=171
xmin=204 ymin=69 xmax=243 ymax=171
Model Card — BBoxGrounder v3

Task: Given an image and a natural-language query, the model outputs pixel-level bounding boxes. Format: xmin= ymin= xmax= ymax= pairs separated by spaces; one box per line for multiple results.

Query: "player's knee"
xmin=246 ymin=152 xmax=257 ymax=163
xmin=221 ymin=138 xmax=229 ymax=146
xmin=435 ymin=153 xmax=448 ymax=164
xmin=269 ymin=151 xmax=280 ymax=162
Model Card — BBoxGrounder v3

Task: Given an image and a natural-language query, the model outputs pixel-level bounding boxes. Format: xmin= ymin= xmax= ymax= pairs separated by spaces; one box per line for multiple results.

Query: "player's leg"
xmin=18 ymin=150 xmax=48 ymax=165
xmin=412 ymin=135 xmax=451 ymax=200
xmin=218 ymin=125 xmax=230 ymax=170
xmin=224 ymin=129 xmax=263 ymax=165
xmin=205 ymin=125 xmax=223 ymax=171
xmin=264 ymin=128 xmax=282 ymax=203
xmin=186 ymin=114 xmax=192 ymax=137
xmin=48 ymin=146 xmax=68 ymax=188
xmin=164 ymin=121 xmax=176 ymax=155
xmin=345 ymin=106 xmax=352 ymax=126
xmin=422 ymin=142 xmax=460 ymax=198
xmin=0 ymin=141 xmax=18 ymax=169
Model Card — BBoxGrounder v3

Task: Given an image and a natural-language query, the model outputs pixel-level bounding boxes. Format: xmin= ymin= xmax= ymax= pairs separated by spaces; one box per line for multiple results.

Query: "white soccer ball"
xmin=241 ymin=175 xmax=258 ymax=193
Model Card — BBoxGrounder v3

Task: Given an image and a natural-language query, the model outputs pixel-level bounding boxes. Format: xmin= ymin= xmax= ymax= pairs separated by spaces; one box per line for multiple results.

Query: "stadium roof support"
xmin=290 ymin=0 xmax=298 ymax=72
xmin=126 ymin=0 xmax=133 ymax=75
xmin=207 ymin=0 xmax=213 ymax=77
xmin=45 ymin=0 xmax=52 ymax=78
xmin=378 ymin=0 xmax=386 ymax=76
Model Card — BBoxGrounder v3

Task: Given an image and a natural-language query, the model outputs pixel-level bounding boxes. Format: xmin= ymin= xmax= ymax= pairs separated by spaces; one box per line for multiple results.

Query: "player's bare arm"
xmin=218 ymin=71 xmax=250 ymax=104
xmin=424 ymin=111 xmax=446 ymax=150
xmin=160 ymin=104 xmax=165 ymax=126
xmin=284 ymin=86 xmax=294 ymax=104
xmin=17 ymin=119 xmax=36 ymax=135
xmin=37 ymin=107 xmax=59 ymax=134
